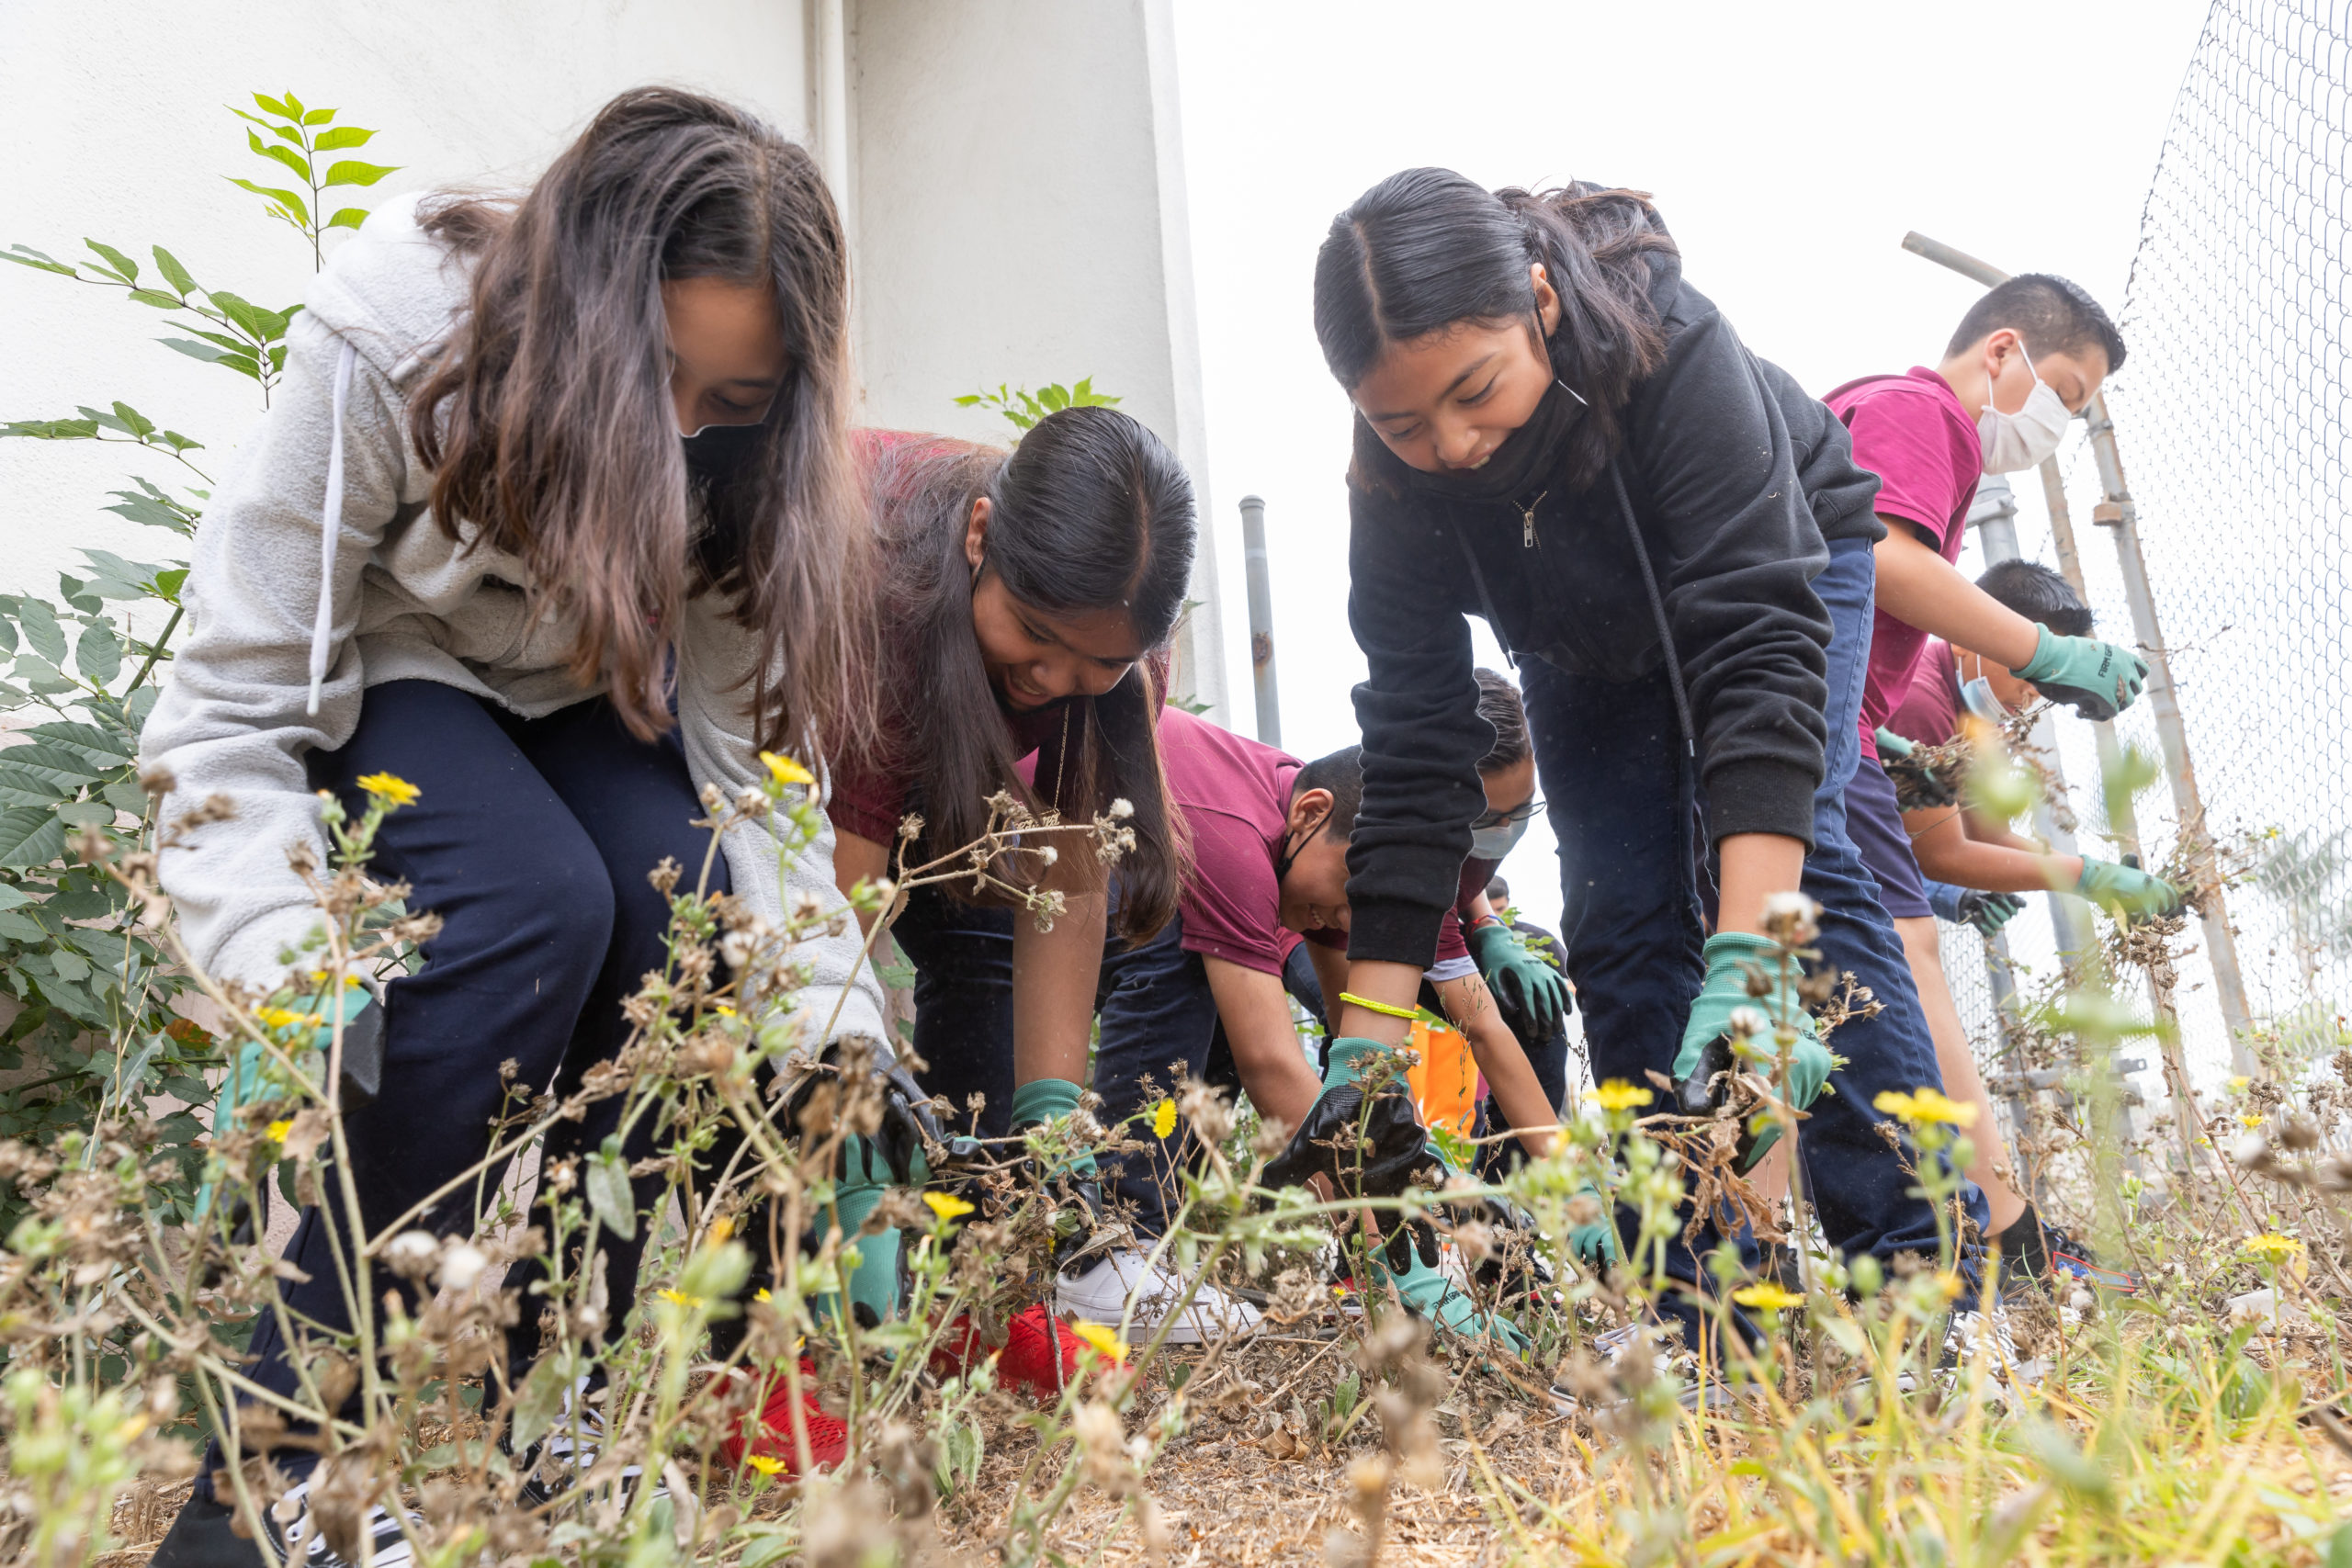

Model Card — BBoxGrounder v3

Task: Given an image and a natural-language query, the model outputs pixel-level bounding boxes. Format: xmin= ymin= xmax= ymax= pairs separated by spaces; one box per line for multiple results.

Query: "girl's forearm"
xmin=1715 ymin=832 xmax=1807 ymax=937
xmin=1010 ymin=889 xmax=1106 ymax=1084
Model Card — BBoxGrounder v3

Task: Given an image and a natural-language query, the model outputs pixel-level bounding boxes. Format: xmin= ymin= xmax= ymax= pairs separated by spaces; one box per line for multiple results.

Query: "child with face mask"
xmin=1871 ymin=559 xmax=2180 ymax=1293
xmin=1074 ymin=712 xmax=1552 ymax=1352
xmin=1824 ymin=278 xmax=2162 ymax=1297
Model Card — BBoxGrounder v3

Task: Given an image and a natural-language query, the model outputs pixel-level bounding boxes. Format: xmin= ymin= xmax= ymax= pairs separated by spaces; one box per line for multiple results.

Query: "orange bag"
xmin=1406 ymin=1015 xmax=1478 ymax=1138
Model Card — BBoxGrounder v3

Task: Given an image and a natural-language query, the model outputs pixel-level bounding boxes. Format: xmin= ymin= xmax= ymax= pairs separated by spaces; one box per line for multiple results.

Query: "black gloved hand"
xmin=779 ymin=1041 xmax=952 ymax=1184
xmin=1261 ymin=1086 xmax=1434 ymax=1202
xmin=1955 ymin=888 xmax=2027 ymax=937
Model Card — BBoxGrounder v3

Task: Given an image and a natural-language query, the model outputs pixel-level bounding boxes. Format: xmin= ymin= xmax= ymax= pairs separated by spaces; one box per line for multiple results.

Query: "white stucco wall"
xmin=846 ymin=0 xmax=1229 ymax=721
xmin=0 ymin=0 xmax=815 ymax=624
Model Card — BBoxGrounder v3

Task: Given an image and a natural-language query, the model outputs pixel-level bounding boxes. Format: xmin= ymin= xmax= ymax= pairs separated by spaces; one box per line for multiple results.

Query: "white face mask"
xmin=1975 ymin=338 xmax=2072 ymax=473
xmin=1960 ymin=675 xmax=2008 ymax=723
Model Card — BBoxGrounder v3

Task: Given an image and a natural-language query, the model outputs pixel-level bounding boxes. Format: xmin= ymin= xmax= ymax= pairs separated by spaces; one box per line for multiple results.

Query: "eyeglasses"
xmin=1470 ymin=797 xmax=1544 ymax=832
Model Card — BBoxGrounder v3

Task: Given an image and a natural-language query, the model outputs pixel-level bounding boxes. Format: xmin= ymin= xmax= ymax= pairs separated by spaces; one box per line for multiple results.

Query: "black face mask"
xmin=681 ymin=420 xmax=766 ymax=489
xmin=1272 ymin=807 xmax=1331 ymax=886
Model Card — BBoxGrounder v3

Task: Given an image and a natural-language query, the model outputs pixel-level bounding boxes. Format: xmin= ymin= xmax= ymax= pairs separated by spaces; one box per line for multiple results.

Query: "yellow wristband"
xmin=1338 ymin=991 xmax=1420 ymax=1022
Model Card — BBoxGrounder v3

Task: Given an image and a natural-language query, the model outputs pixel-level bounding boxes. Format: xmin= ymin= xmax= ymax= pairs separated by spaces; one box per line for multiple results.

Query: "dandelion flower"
xmin=1151 ymin=1099 xmax=1178 ymax=1139
xmin=2239 ymin=1232 xmax=2304 ymax=1264
xmin=355 ymin=772 xmax=420 ymax=807
xmin=758 ymin=751 xmax=815 ymax=787
xmin=1873 ymin=1088 xmax=1976 ymax=1127
xmin=1732 ymin=1281 xmax=1804 ymax=1312
xmin=924 ymin=1192 xmax=975 ymax=1222
xmin=1072 ymin=1321 xmax=1130 ymax=1362
xmin=265 ymin=1120 xmax=293 ymax=1143
xmin=1592 ymin=1080 xmax=1654 ymax=1111
xmin=743 ymin=1453 xmax=786 ymax=1476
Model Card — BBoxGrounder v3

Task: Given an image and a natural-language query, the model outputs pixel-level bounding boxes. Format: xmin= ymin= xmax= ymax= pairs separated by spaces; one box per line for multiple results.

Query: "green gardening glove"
xmin=1873 ymin=727 xmax=1915 ymax=758
xmin=2014 ymin=624 xmax=2148 ymax=722
xmin=2075 ymin=857 xmax=2186 ymax=919
xmin=1670 ymin=932 xmax=1833 ymax=1168
xmin=1565 ymin=1184 xmax=1621 ymax=1269
xmin=1955 ymin=888 xmax=2027 ymax=937
xmin=1465 ymin=921 xmax=1569 ymax=1037
xmin=1376 ymin=1242 xmax=1530 ymax=1354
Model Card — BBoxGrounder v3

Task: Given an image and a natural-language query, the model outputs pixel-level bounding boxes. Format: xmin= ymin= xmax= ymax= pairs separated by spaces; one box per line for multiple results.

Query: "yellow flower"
xmin=2240 ymin=1114 xmax=2267 ymax=1130
xmin=2240 ymin=1232 xmax=2305 ymax=1264
xmin=923 ymin=1192 xmax=975 ymax=1222
xmin=752 ymin=1288 xmax=772 ymax=1304
xmin=355 ymin=772 xmax=420 ymax=807
xmin=1151 ymin=1098 xmax=1178 ymax=1140
xmin=742 ymin=1453 xmax=786 ymax=1476
xmin=2228 ymin=1075 xmax=2252 ymax=1092
xmin=1873 ymin=1088 xmax=1977 ymax=1128
xmin=1936 ymin=1270 xmax=1966 ymax=1301
xmin=1071 ymin=1321 xmax=1130 ymax=1362
xmin=758 ymin=751 xmax=815 ymax=787
xmin=1593 ymin=1080 xmax=1654 ymax=1111
xmin=265 ymin=1120 xmax=293 ymax=1143
xmin=707 ymin=1216 xmax=734 ymax=1244
xmin=1732 ymin=1281 xmax=1804 ymax=1313
xmin=657 ymin=1288 xmax=704 ymax=1307
xmin=257 ymin=1007 xmax=318 ymax=1032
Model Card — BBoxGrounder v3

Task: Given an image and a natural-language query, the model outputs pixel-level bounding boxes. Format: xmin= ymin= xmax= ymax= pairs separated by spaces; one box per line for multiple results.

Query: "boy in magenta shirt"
xmin=1828 ymin=275 xmax=2150 ymax=1285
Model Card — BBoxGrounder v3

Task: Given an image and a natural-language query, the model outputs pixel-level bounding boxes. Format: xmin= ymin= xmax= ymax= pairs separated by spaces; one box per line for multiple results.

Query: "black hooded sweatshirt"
xmin=1343 ymin=243 xmax=1883 ymax=970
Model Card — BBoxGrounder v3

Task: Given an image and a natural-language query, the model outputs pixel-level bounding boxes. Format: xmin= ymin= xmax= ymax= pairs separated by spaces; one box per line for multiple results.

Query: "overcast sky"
xmin=1173 ymin=0 xmax=2216 ymax=934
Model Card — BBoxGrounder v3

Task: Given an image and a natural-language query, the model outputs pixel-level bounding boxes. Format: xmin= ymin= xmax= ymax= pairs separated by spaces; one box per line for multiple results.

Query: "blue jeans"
xmin=1523 ymin=537 xmax=1983 ymax=1329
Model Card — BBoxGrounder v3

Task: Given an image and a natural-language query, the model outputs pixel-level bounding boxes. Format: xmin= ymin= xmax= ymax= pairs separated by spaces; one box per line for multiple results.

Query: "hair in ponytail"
xmin=1314 ymin=167 xmax=1678 ymax=491
xmin=855 ymin=408 xmax=1195 ymax=941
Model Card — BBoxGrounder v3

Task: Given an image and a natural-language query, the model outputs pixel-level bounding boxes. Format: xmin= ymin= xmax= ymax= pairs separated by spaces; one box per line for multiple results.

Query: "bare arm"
xmin=1203 ymin=957 xmax=1322 ymax=1136
xmin=1716 ymin=832 xmax=1808 ymax=938
xmin=1904 ymin=802 xmax=2081 ymax=893
xmin=1432 ymin=974 xmax=1555 ymax=1159
xmin=1873 ymin=519 xmax=2041 ymax=667
xmin=1012 ymin=851 xmax=1108 ymax=1088
xmin=835 ymin=829 xmax=890 ymax=935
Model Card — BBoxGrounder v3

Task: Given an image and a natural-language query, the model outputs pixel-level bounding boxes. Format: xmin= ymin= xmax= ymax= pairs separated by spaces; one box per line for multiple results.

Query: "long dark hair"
xmin=411 ymin=86 xmax=866 ymax=754
xmin=858 ymin=408 xmax=1195 ymax=940
xmin=1314 ymin=167 xmax=1678 ymax=492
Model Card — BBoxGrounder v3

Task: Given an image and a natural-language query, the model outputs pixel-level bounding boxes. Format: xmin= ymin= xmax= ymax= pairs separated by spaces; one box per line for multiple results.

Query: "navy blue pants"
xmin=1525 ymin=536 xmax=1984 ymax=1327
xmin=220 ymin=681 xmax=723 ymax=1470
xmin=895 ymin=892 xmax=1322 ymax=1234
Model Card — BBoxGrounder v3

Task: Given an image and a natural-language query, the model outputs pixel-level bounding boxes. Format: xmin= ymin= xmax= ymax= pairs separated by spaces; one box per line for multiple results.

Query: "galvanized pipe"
xmin=1238 ymin=494 xmax=1280 ymax=748
xmin=2080 ymin=392 xmax=2256 ymax=1065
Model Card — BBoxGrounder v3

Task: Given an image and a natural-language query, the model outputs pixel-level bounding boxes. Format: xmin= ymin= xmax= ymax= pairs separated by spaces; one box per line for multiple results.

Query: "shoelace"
xmin=267 ymin=1478 xmax=416 ymax=1568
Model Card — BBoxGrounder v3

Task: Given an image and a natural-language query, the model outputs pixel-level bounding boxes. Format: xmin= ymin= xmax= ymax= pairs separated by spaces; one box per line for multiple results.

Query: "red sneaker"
xmin=718 ymin=1359 xmax=848 ymax=1477
xmin=930 ymin=1303 xmax=1085 ymax=1401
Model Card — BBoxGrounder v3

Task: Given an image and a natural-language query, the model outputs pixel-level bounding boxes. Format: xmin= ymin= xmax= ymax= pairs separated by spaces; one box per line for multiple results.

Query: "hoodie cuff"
xmin=1344 ymin=896 xmax=1447 ymax=971
xmin=1704 ymin=758 xmax=1821 ymax=850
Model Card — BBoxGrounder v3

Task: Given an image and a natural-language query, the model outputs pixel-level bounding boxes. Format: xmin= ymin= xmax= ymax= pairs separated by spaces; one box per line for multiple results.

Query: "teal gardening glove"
xmin=2075 ymin=857 xmax=2186 ymax=919
xmin=2013 ymin=624 xmax=2149 ymax=722
xmin=1670 ymin=932 xmax=1832 ymax=1168
xmin=1464 ymin=921 xmax=1569 ymax=1037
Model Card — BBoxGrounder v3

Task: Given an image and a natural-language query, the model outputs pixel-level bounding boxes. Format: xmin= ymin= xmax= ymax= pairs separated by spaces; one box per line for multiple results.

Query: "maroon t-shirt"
xmin=1824 ymin=368 xmax=1984 ymax=760
xmin=1157 ymin=708 xmax=1468 ymax=976
xmin=1887 ymin=637 xmax=1963 ymax=749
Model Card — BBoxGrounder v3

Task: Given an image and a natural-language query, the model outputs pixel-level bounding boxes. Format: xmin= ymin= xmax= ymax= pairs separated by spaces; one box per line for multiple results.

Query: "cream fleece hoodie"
xmin=138 ymin=196 xmax=886 ymax=1050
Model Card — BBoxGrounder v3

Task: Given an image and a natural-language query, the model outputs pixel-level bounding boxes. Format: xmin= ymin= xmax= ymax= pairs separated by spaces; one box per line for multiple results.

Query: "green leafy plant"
xmin=956 ymin=377 xmax=1120 ymax=434
xmin=0 ymin=95 xmax=399 ymax=1231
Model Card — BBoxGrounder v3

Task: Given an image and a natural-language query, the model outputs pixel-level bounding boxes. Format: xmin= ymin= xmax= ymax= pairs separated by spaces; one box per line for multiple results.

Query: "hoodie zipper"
xmin=1519 ymin=490 xmax=1548 ymax=547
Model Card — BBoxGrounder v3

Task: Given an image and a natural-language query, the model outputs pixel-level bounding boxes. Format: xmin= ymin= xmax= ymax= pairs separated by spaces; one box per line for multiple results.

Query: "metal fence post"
xmin=1238 ymin=494 xmax=1280 ymax=748
xmin=2079 ymin=394 xmax=2258 ymax=1067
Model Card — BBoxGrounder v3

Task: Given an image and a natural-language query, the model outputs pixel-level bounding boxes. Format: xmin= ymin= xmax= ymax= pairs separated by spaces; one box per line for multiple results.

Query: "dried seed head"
xmin=385 ymin=1231 xmax=438 ymax=1280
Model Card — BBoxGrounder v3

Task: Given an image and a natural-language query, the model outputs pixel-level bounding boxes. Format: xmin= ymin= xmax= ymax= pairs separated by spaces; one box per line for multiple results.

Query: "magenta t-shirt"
xmin=1157 ymin=708 xmax=1466 ymax=976
xmin=1823 ymin=367 xmax=1983 ymax=760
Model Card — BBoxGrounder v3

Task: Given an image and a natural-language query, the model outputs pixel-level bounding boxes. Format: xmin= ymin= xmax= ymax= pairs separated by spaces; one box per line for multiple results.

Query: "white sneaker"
xmin=516 ymin=1375 xmax=662 ymax=1510
xmin=1056 ymin=1248 xmax=1262 ymax=1346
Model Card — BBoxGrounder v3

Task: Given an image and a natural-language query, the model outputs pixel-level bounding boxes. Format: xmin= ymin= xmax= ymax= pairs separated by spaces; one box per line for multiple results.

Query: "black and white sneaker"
xmin=1549 ymin=1323 xmax=1736 ymax=1416
xmin=148 ymin=1467 xmax=416 ymax=1568
xmin=514 ymin=1374 xmax=662 ymax=1512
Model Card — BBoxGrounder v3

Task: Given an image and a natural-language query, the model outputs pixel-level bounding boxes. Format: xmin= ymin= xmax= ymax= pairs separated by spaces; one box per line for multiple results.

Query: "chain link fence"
xmin=1936 ymin=0 xmax=2352 ymax=1106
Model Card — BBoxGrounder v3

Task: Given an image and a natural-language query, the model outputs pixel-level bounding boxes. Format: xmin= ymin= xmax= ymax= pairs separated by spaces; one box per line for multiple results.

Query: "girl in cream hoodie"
xmin=142 ymin=88 xmax=888 ymax=1566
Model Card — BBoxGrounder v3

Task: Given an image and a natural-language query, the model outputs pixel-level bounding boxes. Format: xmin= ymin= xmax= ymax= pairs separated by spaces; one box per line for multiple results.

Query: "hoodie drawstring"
xmin=307 ymin=339 xmax=357 ymax=717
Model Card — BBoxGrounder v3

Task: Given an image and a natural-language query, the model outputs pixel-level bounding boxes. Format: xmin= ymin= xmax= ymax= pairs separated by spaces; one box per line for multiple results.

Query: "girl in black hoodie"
xmin=1306 ymin=169 xmax=1987 ymax=1346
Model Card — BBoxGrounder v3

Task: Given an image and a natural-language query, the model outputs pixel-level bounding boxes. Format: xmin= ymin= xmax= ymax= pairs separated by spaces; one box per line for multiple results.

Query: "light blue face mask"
xmin=1960 ymin=675 xmax=2009 ymax=723
xmin=1470 ymin=816 xmax=1531 ymax=861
